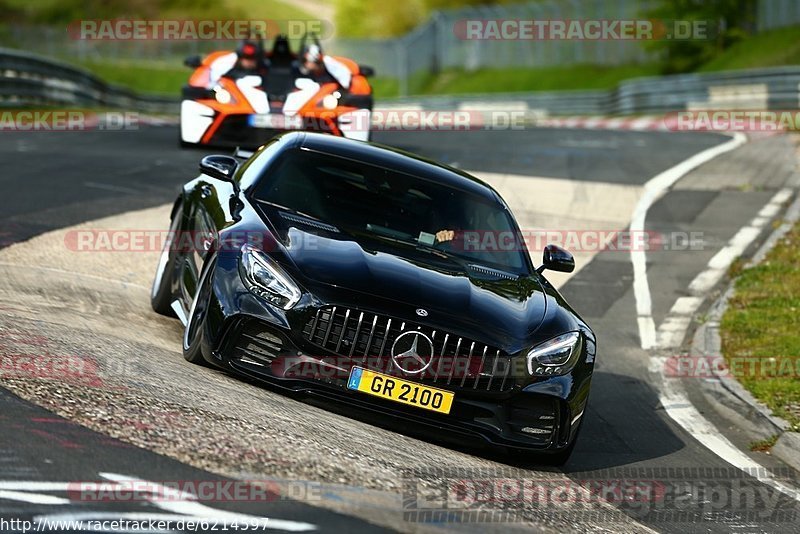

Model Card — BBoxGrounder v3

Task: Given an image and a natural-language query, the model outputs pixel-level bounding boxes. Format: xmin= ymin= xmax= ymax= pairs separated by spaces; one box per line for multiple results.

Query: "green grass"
xmin=215 ymin=0 xmax=314 ymax=22
xmin=71 ymin=60 xmax=189 ymax=96
xmin=368 ymin=77 xmax=401 ymax=100
xmin=749 ymin=434 xmax=780 ymax=452
xmin=3 ymin=0 xmax=313 ymax=23
xmin=416 ymin=63 xmax=661 ymax=95
xmin=720 ymin=222 xmax=800 ymax=430
xmin=699 ymin=25 xmax=800 ymax=72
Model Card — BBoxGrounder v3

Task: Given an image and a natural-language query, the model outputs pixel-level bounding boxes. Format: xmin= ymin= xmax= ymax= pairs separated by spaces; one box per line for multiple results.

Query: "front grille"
xmin=301 ymin=306 xmax=515 ymax=392
xmin=230 ymin=321 xmax=284 ymax=369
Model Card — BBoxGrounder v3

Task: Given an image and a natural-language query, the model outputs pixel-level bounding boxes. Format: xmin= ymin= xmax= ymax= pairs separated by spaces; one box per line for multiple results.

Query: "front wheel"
xmin=151 ymin=202 xmax=183 ymax=316
xmin=542 ymin=419 xmax=583 ymax=466
xmin=182 ymin=252 xmax=217 ymax=365
xmin=542 ymin=435 xmax=579 ymax=466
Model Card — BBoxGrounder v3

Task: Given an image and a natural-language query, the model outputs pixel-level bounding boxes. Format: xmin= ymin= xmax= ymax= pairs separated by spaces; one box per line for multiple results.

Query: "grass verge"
xmin=720 ymin=219 xmax=800 ymax=431
xmin=417 ymin=63 xmax=661 ymax=95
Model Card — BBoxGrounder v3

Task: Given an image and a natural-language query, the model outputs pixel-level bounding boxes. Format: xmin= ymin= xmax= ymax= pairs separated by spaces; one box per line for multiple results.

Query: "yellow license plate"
xmin=347 ymin=367 xmax=454 ymax=414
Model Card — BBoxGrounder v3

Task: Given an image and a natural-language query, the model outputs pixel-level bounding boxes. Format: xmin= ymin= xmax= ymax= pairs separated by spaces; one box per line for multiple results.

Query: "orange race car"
xmin=179 ymin=35 xmax=374 ymax=148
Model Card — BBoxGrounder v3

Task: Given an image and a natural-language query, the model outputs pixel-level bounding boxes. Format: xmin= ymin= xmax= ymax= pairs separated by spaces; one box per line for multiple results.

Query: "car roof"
xmin=284 ymin=132 xmax=503 ymax=204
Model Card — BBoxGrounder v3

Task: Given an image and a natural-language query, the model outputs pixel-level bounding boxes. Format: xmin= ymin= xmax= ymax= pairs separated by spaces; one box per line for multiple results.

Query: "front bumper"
xmin=180 ymin=100 xmax=371 ymax=147
xmin=196 ymin=260 xmax=592 ymax=454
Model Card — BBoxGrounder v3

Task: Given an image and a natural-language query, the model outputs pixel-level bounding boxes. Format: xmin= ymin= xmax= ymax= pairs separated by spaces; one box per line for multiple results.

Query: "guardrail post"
xmin=396 ymin=40 xmax=409 ymax=97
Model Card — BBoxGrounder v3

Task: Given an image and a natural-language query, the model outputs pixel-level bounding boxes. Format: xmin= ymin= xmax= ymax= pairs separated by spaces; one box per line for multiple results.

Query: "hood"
xmin=277 ymin=228 xmax=547 ymax=344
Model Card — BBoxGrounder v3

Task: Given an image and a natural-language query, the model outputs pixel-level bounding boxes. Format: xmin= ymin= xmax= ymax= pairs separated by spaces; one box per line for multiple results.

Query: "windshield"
xmin=251 ymin=148 xmax=530 ymax=273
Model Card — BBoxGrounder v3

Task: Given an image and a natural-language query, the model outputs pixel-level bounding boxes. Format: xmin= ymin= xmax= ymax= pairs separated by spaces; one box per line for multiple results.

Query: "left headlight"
xmin=526 ymin=332 xmax=582 ymax=377
xmin=239 ymin=244 xmax=301 ymax=310
xmin=214 ymin=85 xmax=233 ymax=104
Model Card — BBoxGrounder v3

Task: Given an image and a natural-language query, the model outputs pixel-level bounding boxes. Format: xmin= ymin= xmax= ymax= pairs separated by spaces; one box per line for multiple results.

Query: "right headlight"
xmin=526 ymin=332 xmax=582 ymax=377
xmin=238 ymin=244 xmax=301 ymax=310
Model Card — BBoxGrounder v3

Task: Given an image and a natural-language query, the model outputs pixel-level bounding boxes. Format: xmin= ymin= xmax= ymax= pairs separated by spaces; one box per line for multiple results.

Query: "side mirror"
xmin=538 ymin=244 xmax=575 ymax=274
xmin=184 ymin=55 xmax=202 ymax=68
xmin=359 ymin=65 xmax=375 ymax=78
xmin=199 ymin=155 xmax=239 ymax=183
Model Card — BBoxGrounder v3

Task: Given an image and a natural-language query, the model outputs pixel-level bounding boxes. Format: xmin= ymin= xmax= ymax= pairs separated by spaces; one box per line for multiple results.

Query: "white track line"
xmin=652 ymin=356 xmax=800 ymax=502
xmin=631 ymin=133 xmax=747 ymax=349
xmin=658 ymin=188 xmax=793 ymax=348
xmin=0 ymin=489 xmax=71 ymax=505
xmin=647 ymin=166 xmax=800 ymax=502
xmin=99 ymin=473 xmax=317 ymax=532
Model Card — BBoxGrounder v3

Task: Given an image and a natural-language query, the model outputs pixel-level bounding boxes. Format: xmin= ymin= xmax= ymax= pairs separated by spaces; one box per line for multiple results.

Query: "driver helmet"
xmin=237 ymin=40 xmax=259 ymax=60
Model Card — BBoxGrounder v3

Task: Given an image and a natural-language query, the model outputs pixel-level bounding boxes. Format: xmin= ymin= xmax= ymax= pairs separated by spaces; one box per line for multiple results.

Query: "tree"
xmin=643 ymin=0 xmax=758 ymax=73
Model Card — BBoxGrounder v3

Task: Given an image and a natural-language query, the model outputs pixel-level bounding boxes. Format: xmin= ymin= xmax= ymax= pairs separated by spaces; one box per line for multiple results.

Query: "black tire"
xmin=182 ymin=252 xmax=217 ymax=365
xmin=541 ymin=419 xmax=583 ymax=466
xmin=150 ymin=202 xmax=183 ymax=317
xmin=542 ymin=435 xmax=579 ymax=466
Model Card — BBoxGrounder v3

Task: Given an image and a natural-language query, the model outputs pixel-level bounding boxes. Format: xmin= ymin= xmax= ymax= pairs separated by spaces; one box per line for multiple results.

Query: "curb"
xmin=695 ymin=191 xmax=800 ymax=471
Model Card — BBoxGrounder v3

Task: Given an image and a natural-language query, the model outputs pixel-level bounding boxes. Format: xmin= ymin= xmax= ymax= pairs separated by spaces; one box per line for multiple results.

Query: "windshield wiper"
xmin=365 ymin=223 xmax=414 ymax=242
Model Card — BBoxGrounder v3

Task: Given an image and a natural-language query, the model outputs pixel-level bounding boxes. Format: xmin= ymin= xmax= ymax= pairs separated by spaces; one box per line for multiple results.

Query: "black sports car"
xmin=151 ymin=132 xmax=596 ymax=463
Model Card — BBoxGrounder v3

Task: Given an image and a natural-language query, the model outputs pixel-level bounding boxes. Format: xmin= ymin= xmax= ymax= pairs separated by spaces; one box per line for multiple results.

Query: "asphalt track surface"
xmin=1 ymin=126 xmax=799 ymax=533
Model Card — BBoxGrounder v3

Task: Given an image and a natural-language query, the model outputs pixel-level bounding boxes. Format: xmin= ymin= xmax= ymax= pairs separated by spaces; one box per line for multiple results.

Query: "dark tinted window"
xmin=251 ymin=148 xmax=528 ymax=272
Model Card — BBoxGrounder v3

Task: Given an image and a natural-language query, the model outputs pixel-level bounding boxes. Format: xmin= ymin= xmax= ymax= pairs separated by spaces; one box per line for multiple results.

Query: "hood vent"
xmin=280 ymin=212 xmax=339 ymax=233
xmin=467 ymin=264 xmax=517 ymax=281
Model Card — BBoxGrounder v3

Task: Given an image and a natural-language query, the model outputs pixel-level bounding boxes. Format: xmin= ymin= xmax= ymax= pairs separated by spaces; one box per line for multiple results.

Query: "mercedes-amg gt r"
xmin=151 ymin=132 xmax=596 ymax=463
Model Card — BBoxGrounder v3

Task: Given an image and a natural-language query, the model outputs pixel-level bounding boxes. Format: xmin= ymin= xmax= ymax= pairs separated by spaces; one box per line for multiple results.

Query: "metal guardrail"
xmin=381 ymin=67 xmax=800 ymax=116
xmin=0 ymin=47 xmax=177 ymax=113
xmin=2 ymin=47 xmax=798 ymax=118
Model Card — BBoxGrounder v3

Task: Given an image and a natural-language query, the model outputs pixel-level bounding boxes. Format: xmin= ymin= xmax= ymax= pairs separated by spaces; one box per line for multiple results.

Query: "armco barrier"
xmin=2 ymin=47 xmax=798 ymax=117
xmin=0 ymin=47 xmax=177 ymax=113
xmin=381 ymin=67 xmax=800 ymax=116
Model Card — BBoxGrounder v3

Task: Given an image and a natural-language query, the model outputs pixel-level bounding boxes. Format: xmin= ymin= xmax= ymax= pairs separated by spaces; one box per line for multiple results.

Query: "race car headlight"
xmin=239 ymin=244 xmax=301 ymax=309
xmin=214 ymin=85 xmax=233 ymax=104
xmin=322 ymin=92 xmax=341 ymax=110
xmin=526 ymin=332 xmax=582 ymax=377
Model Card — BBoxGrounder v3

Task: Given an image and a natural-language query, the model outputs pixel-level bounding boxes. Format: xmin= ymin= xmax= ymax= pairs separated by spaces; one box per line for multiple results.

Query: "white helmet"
xmin=305 ymin=44 xmax=322 ymax=63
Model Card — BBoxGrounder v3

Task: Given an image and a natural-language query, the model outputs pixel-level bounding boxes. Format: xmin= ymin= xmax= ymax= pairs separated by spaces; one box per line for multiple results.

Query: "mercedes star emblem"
xmin=390 ymin=331 xmax=435 ymax=374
